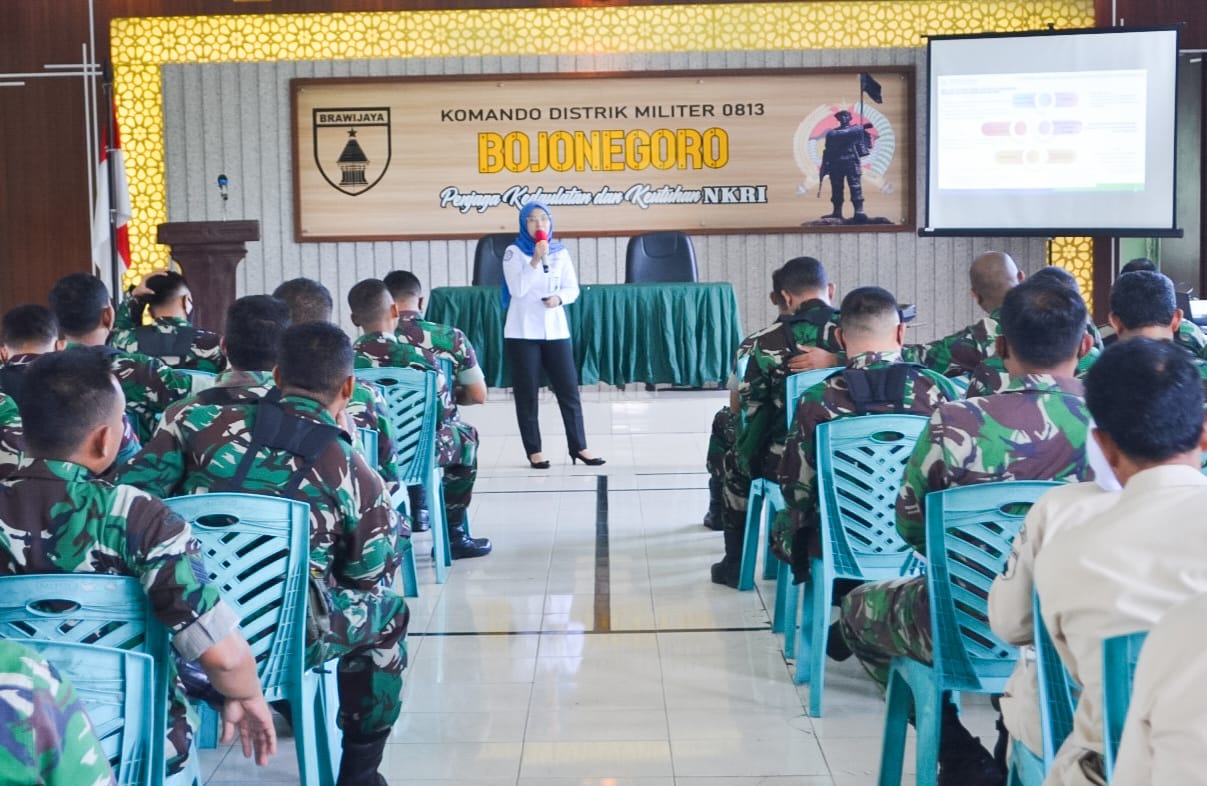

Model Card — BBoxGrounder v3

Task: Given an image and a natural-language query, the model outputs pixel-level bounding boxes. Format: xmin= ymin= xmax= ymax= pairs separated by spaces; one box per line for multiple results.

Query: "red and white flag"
xmin=92 ymin=101 xmax=132 ymax=275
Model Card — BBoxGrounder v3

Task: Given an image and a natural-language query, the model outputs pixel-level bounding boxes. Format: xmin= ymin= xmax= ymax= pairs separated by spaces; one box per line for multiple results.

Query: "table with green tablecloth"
xmin=424 ymin=282 xmax=742 ymax=388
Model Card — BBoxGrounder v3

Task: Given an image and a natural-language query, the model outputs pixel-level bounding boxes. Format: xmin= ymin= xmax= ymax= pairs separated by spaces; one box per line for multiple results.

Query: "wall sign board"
xmin=292 ymin=68 xmax=914 ymax=240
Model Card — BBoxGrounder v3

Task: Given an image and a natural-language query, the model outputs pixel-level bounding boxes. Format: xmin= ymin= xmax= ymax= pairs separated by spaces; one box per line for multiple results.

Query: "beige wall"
xmin=162 ymin=48 xmax=1045 ymax=344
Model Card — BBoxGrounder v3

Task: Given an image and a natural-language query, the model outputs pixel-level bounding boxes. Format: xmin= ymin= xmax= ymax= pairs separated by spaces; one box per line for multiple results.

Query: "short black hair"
xmin=277 ymin=322 xmax=353 ymax=403
xmin=347 ymin=279 xmax=391 ymax=327
xmin=1110 ymin=271 xmax=1177 ymax=330
xmin=48 ymin=273 xmax=110 ymax=335
xmin=999 ymin=280 xmax=1087 ymax=368
xmin=1029 ymin=266 xmax=1079 ymax=293
xmin=839 ymin=286 xmax=899 ymax=335
xmin=1121 ymin=258 xmax=1157 ymax=274
xmin=143 ymin=271 xmax=189 ymax=308
xmin=2 ymin=305 xmax=58 ymax=348
xmin=1086 ymin=338 xmax=1204 ymax=462
xmin=383 ymin=270 xmax=423 ymax=300
xmin=777 ymin=256 xmax=827 ymax=295
xmin=224 ymin=296 xmax=290 ymax=371
xmin=272 ymin=278 xmax=333 ymax=324
xmin=19 ymin=347 xmax=121 ymax=456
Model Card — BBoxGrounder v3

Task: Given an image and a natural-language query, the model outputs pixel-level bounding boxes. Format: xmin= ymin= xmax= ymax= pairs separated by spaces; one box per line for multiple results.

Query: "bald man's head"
xmin=969 ymin=251 xmax=1023 ymax=313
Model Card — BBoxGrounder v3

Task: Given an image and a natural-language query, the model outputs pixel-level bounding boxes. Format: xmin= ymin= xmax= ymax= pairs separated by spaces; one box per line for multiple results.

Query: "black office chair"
xmin=472 ymin=233 xmax=514 ymax=286
xmin=624 ymin=231 xmax=699 ymax=283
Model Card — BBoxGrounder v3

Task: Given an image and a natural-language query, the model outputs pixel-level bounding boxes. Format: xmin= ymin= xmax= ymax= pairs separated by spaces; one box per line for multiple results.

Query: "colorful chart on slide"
xmin=935 ymin=69 xmax=1147 ymax=192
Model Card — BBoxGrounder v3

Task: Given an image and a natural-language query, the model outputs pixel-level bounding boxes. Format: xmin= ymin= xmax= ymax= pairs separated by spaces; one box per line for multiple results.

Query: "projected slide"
xmin=936 ymin=69 xmax=1147 ymax=192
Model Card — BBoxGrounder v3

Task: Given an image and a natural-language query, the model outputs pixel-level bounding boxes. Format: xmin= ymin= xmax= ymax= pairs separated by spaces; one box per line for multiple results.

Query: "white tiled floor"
xmin=200 ymin=388 xmax=995 ymax=785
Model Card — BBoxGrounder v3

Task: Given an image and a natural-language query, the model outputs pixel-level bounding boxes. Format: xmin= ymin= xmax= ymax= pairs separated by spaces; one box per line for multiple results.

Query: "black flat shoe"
xmin=570 ymin=451 xmax=606 ymax=466
xmin=528 ymin=454 xmax=551 ymax=470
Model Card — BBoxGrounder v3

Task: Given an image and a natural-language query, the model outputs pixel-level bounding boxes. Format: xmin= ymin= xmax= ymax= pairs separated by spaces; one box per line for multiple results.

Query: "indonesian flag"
xmin=92 ymin=101 xmax=132 ymax=273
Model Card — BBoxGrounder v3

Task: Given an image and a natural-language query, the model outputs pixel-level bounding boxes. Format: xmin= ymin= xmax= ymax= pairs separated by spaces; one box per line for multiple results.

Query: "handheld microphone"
xmin=535 ymin=230 xmax=548 ymax=272
xmin=217 ymin=174 xmax=229 ymax=202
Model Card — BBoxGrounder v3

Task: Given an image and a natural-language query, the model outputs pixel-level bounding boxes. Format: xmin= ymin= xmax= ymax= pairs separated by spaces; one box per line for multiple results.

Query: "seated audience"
xmin=703 ymin=268 xmax=807 ymax=530
xmin=4 ymin=303 xmax=140 ymax=469
xmin=775 ymin=286 xmax=960 ymax=583
xmin=836 ymin=279 xmax=1096 ymax=786
xmin=964 ymin=266 xmax=1100 ymax=396
xmin=794 ymin=251 xmax=1021 ymax=378
xmin=1112 ymin=592 xmax=1207 ymax=786
xmin=1119 ymin=257 xmax=1207 ymax=359
xmin=48 ymin=273 xmax=191 ymax=442
xmin=0 ymin=348 xmax=275 ymax=772
xmin=1034 ymin=338 xmax=1207 ymax=786
xmin=0 ymin=638 xmax=117 ymax=786
xmin=350 ymin=278 xmax=491 ymax=559
xmin=271 ymin=277 xmax=399 ymax=488
xmin=119 ymin=323 xmax=408 ymax=786
xmin=110 ymin=269 xmax=226 ymax=371
xmin=384 ymin=270 xmax=487 ymax=534
xmin=157 ymin=295 xmax=292 ymax=424
xmin=1107 ymin=270 xmax=1207 ymax=379
xmin=713 ymin=256 xmax=841 ymax=587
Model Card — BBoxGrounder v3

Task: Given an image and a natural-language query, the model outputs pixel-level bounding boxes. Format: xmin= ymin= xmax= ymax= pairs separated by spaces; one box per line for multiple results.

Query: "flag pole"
xmin=102 ymin=60 xmax=120 ymax=308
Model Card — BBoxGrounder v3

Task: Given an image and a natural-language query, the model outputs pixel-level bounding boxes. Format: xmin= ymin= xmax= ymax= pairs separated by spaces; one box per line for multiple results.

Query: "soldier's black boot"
xmin=702 ymin=477 xmax=725 ymax=531
xmin=823 ymin=203 xmax=844 ymax=220
xmin=336 ymin=728 xmax=390 ymax=786
xmin=406 ymin=485 xmax=430 ymax=532
xmin=448 ymin=520 xmax=492 ymax=559
xmin=710 ymin=528 xmax=743 ymax=588
xmin=937 ymin=698 xmax=1005 ymax=786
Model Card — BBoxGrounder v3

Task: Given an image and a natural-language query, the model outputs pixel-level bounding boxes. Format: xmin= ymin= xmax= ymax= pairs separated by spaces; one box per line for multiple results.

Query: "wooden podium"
xmin=156 ymin=220 xmax=260 ymax=333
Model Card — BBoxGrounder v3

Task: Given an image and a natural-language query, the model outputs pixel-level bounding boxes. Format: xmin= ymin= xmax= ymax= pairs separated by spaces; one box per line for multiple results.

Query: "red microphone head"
xmin=534 ymin=230 xmax=548 ymax=242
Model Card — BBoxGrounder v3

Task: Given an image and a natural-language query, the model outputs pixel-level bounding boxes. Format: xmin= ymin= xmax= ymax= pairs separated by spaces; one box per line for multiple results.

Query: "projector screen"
xmin=923 ymin=27 xmax=1181 ymax=237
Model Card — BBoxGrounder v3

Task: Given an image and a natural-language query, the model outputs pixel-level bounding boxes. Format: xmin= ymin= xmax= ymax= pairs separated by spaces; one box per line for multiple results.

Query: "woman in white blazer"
xmin=502 ymin=202 xmax=604 ymax=469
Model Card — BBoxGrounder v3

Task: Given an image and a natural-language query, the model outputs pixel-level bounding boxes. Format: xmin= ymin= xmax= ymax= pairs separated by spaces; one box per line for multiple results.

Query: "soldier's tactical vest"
xmin=135 ymin=325 xmax=198 ymax=359
xmin=215 ymin=390 xmax=346 ymax=497
xmin=841 ymin=364 xmax=922 ymax=415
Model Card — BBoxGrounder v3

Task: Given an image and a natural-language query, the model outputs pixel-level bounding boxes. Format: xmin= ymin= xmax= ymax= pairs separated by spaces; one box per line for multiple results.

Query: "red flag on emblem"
xmin=92 ymin=100 xmax=132 ymax=271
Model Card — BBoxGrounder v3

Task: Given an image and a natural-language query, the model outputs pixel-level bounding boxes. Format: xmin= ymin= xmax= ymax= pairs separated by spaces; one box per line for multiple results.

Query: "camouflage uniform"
xmin=155 ymin=369 xmax=400 ymax=489
xmin=773 ymin=351 xmax=960 ymax=582
xmin=63 ymin=343 xmax=191 ymax=443
xmin=0 ymin=458 xmax=240 ymax=771
xmin=964 ymin=342 xmax=1101 ymax=398
xmin=0 ymin=639 xmax=116 ymax=786
xmin=839 ymin=374 xmax=1093 ymax=689
xmin=706 ymin=332 xmax=761 ymax=487
xmin=902 ymin=312 xmax=1000 ymax=377
xmin=111 ymin=299 xmax=227 ymax=372
xmin=117 ymin=394 xmax=410 ymax=737
xmin=721 ymin=301 xmax=842 ymax=530
xmin=0 ymin=393 xmax=22 ymax=479
xmin=1175 ymin=318 xmax=1207 ymax=359
xmin=355 ymin=330 xmax=478 ymax=529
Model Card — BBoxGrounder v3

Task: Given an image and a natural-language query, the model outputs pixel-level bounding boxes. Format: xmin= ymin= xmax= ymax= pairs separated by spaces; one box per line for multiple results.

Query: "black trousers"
xmin=505 ymin=337 xmax=587 ymax=456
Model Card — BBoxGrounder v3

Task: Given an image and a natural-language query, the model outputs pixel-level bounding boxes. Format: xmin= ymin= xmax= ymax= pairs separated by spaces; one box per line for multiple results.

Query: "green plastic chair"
xmin=1102 ymin=630 xmax=1148 ymax=780
xmin=766 ymin=367 xmax=844 ymax=649
xmin=1008 ymin=594 xmax=1078 ymax=785
xmin=356 ymin=367 xmax=450 ymax=583
xmin=164 ymin=493 xmax=338 ymax=786
xmin=358 ymin=426 xmax=418 ymax=598
xmin=737 ymin=366 xmax=843 ymax=593
xmin=25 ymin=639 xmax=155 ymax=786
xmin=0 ymin=573 xmax=201 ymax=786
xmin=877 ymin=481 xmax=1061 ymax=786
xmin=794 ymin=414 xmax=929 ymax=716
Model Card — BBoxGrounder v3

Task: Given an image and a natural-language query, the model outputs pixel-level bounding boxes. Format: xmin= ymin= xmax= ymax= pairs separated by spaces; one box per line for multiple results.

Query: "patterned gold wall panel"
xmin=111 ymin=1 xmax=1097 ymax=295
